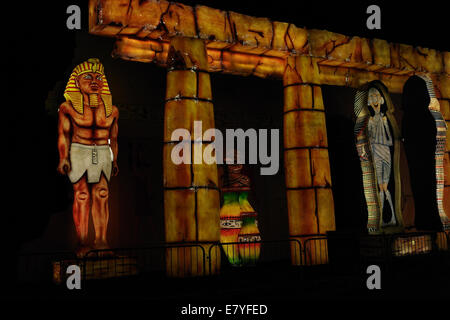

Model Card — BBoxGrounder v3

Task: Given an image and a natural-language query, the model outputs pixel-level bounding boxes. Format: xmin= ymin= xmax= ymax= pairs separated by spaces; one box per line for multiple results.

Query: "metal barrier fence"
xmin=362 ymin=231 xmax=450 ymax=257
xmin=357 ymin=231 xmax=450 ymax=272
xmin=17 ymin=243 xmax=207 ymax=284
xmin=390 ymin=232 xmax=434 ymax=257
xmin=17 ymin=231 xmax=450 ymax=285
xmin=82 ymin=243 xmax=207 ymax=278
xmin=436 ymin=231 xmax=449 ymax=251
xmin=301 ymin=236 xmax=329 ymax=266
xmin=208 ymin=239 xmax=302 ymax=271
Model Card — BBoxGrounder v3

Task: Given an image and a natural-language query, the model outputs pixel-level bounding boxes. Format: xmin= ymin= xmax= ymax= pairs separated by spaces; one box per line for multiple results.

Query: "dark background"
xmin=5 ymin=0 xmax=448 ymax=293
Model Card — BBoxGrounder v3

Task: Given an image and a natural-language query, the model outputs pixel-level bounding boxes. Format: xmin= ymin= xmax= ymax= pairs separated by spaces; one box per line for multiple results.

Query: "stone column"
xmin=163 ymin=37 xmax=221 ymax=276
xmin=283 ymin=56 xmax=336 ymax=265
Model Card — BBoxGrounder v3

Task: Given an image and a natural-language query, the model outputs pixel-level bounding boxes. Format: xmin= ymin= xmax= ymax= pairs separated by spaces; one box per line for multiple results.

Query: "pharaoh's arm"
xmin=383 ymin=116 xmax=393 ymax=145
xmin=57 ymin=102 xmax=72 ymax=174
xmin=110 ymin=106 xmax=119 ymax=176
xmin=365 ymin=117 xmax=373 ymax=140
xmin=356 ymin=137 xmax=368 ymax=159
xmin=355 ymin=117 xmax=369 ymax=159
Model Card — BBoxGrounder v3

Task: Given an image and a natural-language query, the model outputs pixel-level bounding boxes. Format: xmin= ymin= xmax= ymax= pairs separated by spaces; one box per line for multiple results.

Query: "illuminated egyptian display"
xmin=58 ymin=58 xmax=119 ymax=257
xmin=354 ymin=81 xmax=405 ymax=234
xmin=7 ymin=0 xmax=450 ymax=309
xmin=219 ymin=151 xmax=261 ymax=266
xmin=80 ymin=0 xmax=450 ymax=276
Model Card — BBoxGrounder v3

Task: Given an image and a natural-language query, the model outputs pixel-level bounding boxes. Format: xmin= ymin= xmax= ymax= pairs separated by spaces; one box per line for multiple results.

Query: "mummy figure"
xmin=367 ymin=87 xmax=396 ymax=227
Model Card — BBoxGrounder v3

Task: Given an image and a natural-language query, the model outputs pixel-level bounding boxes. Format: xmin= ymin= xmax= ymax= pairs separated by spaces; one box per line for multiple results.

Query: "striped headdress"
xmin=417 ymin=74 xmax=436 ymax=98
xmin=64 ymin=58 xmax=113 ymax=116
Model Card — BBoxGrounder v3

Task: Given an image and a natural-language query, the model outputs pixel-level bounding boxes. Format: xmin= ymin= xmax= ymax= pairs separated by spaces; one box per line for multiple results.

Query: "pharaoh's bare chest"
xmin=72 ymin=107 xmax=112 ymax=129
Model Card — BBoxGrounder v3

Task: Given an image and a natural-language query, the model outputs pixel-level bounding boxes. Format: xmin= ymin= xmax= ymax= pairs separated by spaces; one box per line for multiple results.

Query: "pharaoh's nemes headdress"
xmin=64 ymin=58 xmax=113 ymax=117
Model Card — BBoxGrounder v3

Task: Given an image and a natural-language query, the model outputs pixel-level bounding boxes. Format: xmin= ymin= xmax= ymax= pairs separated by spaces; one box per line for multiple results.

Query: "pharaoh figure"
xmin=57 ymin=58 xmax=119 ymax=257
xmin=418 ymin=75 xmax=449 ymax=230
xmin=402 ymin=75 xmax=449 ymax=230
xmin=366 ymin=88 xmax=396 ymax=227
xmin=219 ymin=150 xmax=261 ymax=266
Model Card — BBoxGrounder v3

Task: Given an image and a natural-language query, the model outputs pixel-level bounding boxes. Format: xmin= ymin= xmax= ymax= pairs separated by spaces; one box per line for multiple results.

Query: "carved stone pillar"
xmin=283 ymin=56 xmax=336 ymax=265
xmin=163 ymin=37 xmax=221 ymax=276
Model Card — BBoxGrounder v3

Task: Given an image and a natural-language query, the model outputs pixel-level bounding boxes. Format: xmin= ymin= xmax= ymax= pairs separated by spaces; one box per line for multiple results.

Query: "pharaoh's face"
xmin=224 ymin=150 xmax=243 ymax=173
xmin=368 ymin=89 xmax=383 ymax=109
xmin=429 ymin=97 xmax=440 ymax=111
xmin=77 ymin=72 xmax=104 ymax=94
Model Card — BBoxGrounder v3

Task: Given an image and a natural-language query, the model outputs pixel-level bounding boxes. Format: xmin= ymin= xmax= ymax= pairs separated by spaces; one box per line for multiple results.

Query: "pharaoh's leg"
xmin=382 ymin=159 xmax=396 ymax=226
xmin=91 ymin=174 xmax=110 ymax=252
xmin=384 ymin=186 xmax=396 ymax=225
xmin=378 ymin=188 xmax=385 ymax=219
xmin=374 ymin=158 xmax=385 ymax=223
xmin=72 ymin=176 xmax=91 ymax=257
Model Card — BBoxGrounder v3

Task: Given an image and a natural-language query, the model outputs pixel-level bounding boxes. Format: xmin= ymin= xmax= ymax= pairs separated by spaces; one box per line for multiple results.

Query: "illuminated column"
xmin=163 ymin=37 xmax=221 ymax=277
xmin=283 ymin=56 xmax=336 ymax=265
